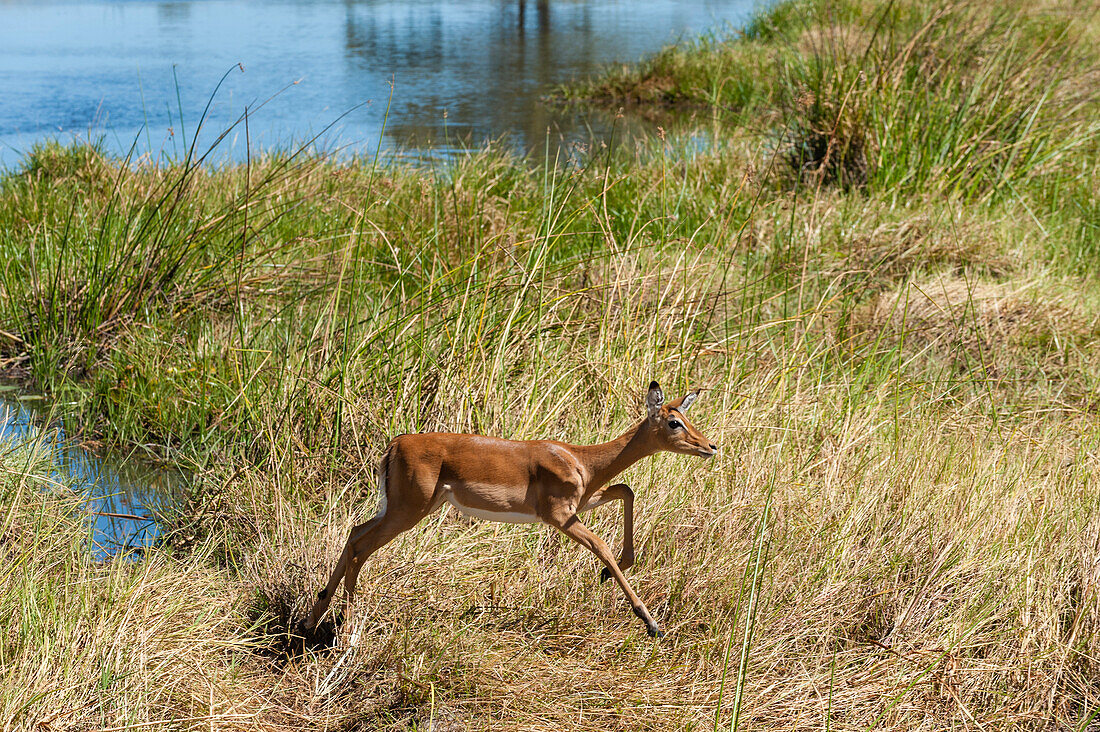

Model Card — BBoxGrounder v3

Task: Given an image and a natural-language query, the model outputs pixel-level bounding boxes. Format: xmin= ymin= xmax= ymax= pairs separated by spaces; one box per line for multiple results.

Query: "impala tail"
xmin=374 ymin=442 xmax=393 ymax=519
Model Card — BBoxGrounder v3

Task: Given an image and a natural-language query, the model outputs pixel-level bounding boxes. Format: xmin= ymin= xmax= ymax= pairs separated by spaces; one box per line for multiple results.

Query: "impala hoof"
xmin=633 ymin=606 xmax=662 ymax=638
xmin=600 ymin=567 xmax=612 ymax=583
xmin=318 ymin=588 xmax=328 ymax=600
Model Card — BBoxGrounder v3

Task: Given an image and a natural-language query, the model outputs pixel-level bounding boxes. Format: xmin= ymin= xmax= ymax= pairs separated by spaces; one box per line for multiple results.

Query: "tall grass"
xmin=1 ymin=0 xmax=1099 ymax=727
xmin=0 ymin=443 xmax=264 ymax=728
xmin=776 ymin=2 xmax=1097 ymax=199
xmin=564 ymin=0 xmax=1099 ymax=202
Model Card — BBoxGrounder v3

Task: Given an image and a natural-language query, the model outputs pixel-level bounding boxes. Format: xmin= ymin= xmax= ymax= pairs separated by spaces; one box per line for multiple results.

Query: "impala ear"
xmin=646 ymin=381 xmax=664 ymax=418
xmin=666 ymin=388 xmax=700 ymax=414
xmin=676 ymin=389 xmax=700 ymax=414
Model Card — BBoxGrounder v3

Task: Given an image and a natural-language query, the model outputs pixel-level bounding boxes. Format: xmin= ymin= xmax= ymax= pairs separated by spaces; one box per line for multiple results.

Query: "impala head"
xmin=645 ymin=381 xmax=718 ymax=458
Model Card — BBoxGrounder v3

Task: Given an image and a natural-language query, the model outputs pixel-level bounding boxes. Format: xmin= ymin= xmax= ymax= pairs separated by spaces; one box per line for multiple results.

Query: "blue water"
xmin=0 ymin=388 xmax=183 ymax=558
xmin=0 ymin=0 xmax=757 ymax=169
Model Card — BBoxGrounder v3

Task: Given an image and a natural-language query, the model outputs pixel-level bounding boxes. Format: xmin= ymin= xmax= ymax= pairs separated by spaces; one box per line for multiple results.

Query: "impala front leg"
xmin=552 ymin=513 xmax=663 ymax=638
xmin=594 ymin=483 xmax=635 ymax=584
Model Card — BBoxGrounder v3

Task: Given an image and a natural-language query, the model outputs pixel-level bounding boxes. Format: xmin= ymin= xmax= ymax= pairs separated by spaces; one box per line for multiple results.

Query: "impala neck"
xmin=578 ymin=419 xmax=657 ymax=489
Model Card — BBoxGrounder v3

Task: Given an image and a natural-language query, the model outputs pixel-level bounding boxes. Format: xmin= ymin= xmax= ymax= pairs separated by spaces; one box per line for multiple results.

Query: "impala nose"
xmin=709 ymin=443 xmax=718 ymax=452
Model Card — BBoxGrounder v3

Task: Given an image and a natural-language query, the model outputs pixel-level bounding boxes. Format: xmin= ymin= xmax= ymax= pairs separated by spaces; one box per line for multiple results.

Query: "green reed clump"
xmin=17 ymin=138 xmax=112 ymax=188
xmin=568 ymin=0 xmax=1099 ymax=203
xmin=556 ymin=31 xmax=770 ymax=116
xmin=1 ymin=142 xmax=326 ymax=386
xmin=793 ymin=2 xmax=1097 ymax=199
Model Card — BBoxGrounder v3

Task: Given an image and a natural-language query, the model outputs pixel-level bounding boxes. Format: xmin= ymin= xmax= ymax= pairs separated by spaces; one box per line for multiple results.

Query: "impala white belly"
xmin=444 ymin=493 xmax=539 ymax=524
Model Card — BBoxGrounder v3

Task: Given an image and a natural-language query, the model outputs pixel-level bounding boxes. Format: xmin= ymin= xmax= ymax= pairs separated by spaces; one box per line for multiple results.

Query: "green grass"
xmin=2 ymin=0 xmax=1100 ymax=727
xmin=561 ymin=0 xmax=1099 ymax=198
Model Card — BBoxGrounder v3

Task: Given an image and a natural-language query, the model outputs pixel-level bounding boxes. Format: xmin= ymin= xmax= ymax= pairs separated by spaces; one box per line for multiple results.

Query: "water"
xmin=0 ymin=0 xmax=757 ymax=169
xmin=0 ymin=387 xmax=184 ymax=558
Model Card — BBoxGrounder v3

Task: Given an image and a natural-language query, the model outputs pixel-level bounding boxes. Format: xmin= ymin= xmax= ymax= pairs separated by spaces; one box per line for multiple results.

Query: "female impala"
xmin=305 ymin=381 xmax=717 ymax=638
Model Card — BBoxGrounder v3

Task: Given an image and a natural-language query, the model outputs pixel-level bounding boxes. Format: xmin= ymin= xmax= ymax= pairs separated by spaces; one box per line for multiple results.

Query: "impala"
xmin=304 ymin=381 xmax=717 ymax=638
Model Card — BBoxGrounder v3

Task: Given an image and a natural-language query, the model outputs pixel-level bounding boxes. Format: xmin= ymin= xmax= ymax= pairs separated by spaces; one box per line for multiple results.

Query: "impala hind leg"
xmin=305 ymin=509 xmax=428 ymax=630
xmin=305 ymin=513 xmax=385 ymax=630
xmin=342 ymin=510 xmax=426 ymax=603
xmin=554 ymin=514 xmax=663 ymax=638
xmin=592 ymin=483 xmax=635 ymax=584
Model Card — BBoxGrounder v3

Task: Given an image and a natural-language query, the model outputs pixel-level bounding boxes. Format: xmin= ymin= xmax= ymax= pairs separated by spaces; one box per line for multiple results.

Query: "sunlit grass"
xmin=1 ymin=0 xmax=1099 ymax=727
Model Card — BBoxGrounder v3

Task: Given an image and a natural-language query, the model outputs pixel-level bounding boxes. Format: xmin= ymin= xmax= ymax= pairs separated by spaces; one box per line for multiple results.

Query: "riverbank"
xmin=2 ymin=0 xmax=1099 ymax=727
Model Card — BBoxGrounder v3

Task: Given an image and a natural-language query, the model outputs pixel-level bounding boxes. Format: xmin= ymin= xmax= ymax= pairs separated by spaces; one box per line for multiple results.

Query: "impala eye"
xmin=668 ymin=420 xmax=683 ymax=430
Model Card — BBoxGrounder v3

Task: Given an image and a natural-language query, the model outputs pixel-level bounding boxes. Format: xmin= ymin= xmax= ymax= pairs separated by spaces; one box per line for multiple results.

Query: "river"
xmin=1 ymin=0 xmax=757 ymax=169
xmin=0 ymin=386 xmax=184 ymax=558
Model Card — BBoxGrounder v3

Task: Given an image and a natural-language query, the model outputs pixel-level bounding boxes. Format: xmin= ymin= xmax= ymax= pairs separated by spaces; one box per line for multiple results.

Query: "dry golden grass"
xmin=0 ymin=451 xmax=268 ymax=729
xmin=2 ymin=0 xmax=1099 ymax=727
xmin=5 ymin=197 xmax=1100 ymax=730
xmin=219 ymin=366 xmax=1100 ymax=730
